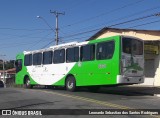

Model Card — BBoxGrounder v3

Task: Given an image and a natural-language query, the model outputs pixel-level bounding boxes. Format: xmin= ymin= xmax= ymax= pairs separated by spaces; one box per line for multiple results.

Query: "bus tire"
xmin=0 ymin=81 xmax=4 ymax=88
xmin=24 ymin=77 xmax=33 ymax=89
xmin=66 ymin=76 xmax=76 ymax=92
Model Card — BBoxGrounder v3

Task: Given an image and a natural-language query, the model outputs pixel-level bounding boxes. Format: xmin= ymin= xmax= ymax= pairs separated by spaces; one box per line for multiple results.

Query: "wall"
xmin=95 ymin=29 xmax=160 ymax=41
xmin=143 ymin=59 xmax=155 ymax=86
xmin=153 ymin=43 xmax=160 ymax=86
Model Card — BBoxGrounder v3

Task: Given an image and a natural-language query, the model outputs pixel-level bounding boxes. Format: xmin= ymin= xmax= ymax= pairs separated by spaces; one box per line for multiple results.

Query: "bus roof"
xmin=23 ymin=41 xmax=80 ymax=54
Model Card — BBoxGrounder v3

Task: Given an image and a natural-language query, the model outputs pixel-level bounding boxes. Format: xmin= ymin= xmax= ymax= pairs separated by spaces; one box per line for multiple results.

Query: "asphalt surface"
xmin=0 ymin=86 xmax=159 ymax=118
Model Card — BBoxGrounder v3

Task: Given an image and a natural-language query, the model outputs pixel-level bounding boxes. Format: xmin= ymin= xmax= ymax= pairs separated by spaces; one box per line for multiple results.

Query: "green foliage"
xmin=0 ymin=60 xmax=15 ymax=70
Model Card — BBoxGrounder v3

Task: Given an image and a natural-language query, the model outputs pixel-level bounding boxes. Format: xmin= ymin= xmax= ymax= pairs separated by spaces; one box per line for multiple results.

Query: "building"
xmin=0 ymin=68 xmax=16 ymax=79
xmin=88 ymin=27 xmax=160 ymax=86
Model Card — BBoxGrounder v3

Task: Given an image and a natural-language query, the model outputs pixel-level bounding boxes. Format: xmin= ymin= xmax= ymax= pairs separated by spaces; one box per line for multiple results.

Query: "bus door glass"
xmin=15 ymin=59 xmax=22 ymax=73
xmin=122 ymin=37 xmax=144 ymax=77
xmin=15 ymin=59 xmax=23 ymax=83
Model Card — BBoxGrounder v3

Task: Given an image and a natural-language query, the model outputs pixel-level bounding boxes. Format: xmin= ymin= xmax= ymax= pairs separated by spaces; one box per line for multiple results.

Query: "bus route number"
xmin=98 ymin=64 xmax=106 ymax=69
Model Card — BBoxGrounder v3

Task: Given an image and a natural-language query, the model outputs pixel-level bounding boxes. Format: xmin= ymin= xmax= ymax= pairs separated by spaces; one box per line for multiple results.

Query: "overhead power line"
xmin=43 ymin=12 xmax=159 ymax=48
xmin=80 ymin=5 xmax=160 ymax=32
xmin=0 ymin=30 xmax=49 ymax=41
xmin=0 ymin=39 xmax=51 ymax=49
xmin=60 ymin=28 xmax=101 ymax=39
xmin=107 ymin=12 xmax=160 ymax=28
xmin=58 ymin=12 xmax=160 ymax=40
xmin=61 ymin=0 xmax=145 ymax=29
xmin=0 ymin=27 xmax=51 ymax=31
xmin=41 ymin=40 xmax=53 ymax=49
xmin=27 ymin=31 xmax=53 ymax=50
xmin=128 ymin=19 xmax=160 ymax=29
xmin=107 ymin=5 xmax=160 ymax=25
xmin=2 ymin=12 xmax=160 ymax=50
xmin=37 ymin=16 xmax=55 ymax=32
xmin=42 ymin=14 xmax=160 ymax=48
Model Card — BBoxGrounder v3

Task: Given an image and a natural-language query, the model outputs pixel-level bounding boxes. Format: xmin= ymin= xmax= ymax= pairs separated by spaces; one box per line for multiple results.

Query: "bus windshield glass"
xmin=122 ymin=37 xmax=143 ymax=55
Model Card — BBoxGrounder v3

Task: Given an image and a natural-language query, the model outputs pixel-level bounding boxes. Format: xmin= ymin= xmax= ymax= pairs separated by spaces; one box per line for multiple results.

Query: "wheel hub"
xmin=67 ymin=81 xmax=73 ymax=89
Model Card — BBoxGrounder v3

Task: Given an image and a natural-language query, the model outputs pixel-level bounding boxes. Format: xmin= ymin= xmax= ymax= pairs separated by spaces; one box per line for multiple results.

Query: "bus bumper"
xmin=117 ymin=75 xmax=144 ymax=84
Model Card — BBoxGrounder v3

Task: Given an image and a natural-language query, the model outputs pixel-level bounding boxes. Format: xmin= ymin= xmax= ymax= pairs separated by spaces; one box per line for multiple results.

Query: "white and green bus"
xmin=15 ymin=35 xmax=144 ymax=91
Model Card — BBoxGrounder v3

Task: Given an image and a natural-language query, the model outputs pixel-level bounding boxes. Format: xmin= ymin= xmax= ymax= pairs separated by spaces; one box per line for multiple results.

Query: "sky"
xmin=0 ymin=0 xmax=160 ymax=60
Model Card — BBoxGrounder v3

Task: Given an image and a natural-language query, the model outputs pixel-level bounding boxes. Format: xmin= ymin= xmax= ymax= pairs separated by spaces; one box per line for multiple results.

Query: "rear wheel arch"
xmin=24 ymin=75 xmax=33 ymax=89
xmin=65 ymin=74 xmax=75 ymax=83
xmin=24 ymin=75 xmax=29 ymax=84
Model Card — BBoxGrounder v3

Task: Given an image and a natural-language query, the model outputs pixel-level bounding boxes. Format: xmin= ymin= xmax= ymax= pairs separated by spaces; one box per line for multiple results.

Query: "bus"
xmin=15 ymin=35 xmax=144 ymax=92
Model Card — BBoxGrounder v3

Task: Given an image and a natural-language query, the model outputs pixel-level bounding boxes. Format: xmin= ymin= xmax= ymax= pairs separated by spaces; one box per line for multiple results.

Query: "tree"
xmin=0 ymin=60 xmax=15 ymax=70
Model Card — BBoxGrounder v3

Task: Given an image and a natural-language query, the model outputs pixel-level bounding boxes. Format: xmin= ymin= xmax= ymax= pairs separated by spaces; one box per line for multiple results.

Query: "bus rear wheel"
xmin=66 ymin=76 xmax=76 ymax=92
xmin=25 ymin=77 xmax=33 ymax=89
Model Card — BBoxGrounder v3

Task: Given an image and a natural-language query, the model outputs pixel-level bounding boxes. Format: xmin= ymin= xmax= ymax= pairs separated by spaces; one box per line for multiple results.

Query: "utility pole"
xmin=0 ymin=55 xmax=6 ymax=88
xmin=50 ymin=10 xmax=65 ymax=45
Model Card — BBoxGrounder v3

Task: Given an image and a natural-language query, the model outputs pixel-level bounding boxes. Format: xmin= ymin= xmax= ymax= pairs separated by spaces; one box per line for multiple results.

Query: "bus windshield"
xmin=122 ymin=37 xmax=143 ymax=55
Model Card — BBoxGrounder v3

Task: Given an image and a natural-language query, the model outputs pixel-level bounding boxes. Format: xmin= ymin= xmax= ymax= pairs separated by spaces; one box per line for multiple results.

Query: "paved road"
xmin=0 ymin=86 xmax=159 ymax=118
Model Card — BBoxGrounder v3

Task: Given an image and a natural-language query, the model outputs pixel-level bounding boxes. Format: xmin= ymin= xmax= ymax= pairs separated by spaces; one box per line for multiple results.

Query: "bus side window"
xmin=43 ymin=51 xmax=53 ymax=65
xmin=53 ymin=49 xmax=65 ymax=64
xmin=24 ymin=54 xmax=32 ymax=66
xmin=66 ymin=48 xmax=74 ymax=63
xmin=66 ymin=47 xmax=79 ymax=63
xmin=96 ymin=41 xmax=115 ymax=60
xmin=33 ymin=53 xmax=42 ymax=65
xmin=80 ymin=44 xmax=95 ymax=61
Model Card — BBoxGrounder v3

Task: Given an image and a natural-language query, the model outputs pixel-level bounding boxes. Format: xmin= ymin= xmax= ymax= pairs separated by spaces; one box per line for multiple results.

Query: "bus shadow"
xmin=33 ymin=85 xmax=160 ymax=97
xmin=95 ymin=86 xmax=160 ymax=96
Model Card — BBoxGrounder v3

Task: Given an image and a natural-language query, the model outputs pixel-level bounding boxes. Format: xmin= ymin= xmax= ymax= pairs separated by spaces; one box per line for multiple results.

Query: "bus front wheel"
xmin=25 ymin=77 xmax=33 ymax=89
xmin=66 ymin=76 xmax=76 ymax=92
